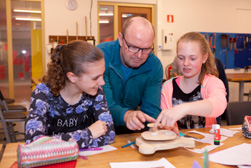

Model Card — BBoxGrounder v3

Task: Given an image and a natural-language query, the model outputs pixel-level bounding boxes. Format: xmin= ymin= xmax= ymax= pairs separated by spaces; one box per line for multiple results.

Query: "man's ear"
xmin=66 ymin=72 xmax=77 ymax=83
xmin=118 ymin=32 xmax=123 ymax=47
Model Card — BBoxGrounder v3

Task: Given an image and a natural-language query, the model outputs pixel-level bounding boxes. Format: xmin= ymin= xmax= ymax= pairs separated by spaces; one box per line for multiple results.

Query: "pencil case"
xmin=17 ymin=136 xmax=79 ymax=168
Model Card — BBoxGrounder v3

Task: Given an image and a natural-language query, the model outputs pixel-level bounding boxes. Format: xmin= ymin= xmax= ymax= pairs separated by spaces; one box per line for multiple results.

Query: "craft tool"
xmin=147 ymin=123 xmax=161 ymax=133
xmin=78 ymin=155 xmax=88 ymax=160
xmin=128 ymin=140 xmax=135 ymax=149
xmin=192 ymin=160 xmax=202 ymax=168
xmin=203 ymin=149 xmax=208 ymax=168
xmin=147 ymin=123 xmax=161 ymax=128
xmin=210 ymin=33 xmax=216 ymax=53
xmin=179 ymin=132 xmax=200 ymax=140
xmin=122 ymin=141 xmax=135 ymax=148
xmin=66 ymin=29 xmax=69 ymax=44
xmin=85 ymin=16 xmax=87 ymax=40
xmin=79 ymin=147 xmax=103 ymax=151
xmin=76 ymin=21 xmax=78 ymax=40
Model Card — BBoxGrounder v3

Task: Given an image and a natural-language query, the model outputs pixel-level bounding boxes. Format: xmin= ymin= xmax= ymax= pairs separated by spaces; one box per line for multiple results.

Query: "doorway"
xmin=118 ymin=6 xmax=152 ymax=33
xmin=98 ymin=2 xmax=155 ymax=44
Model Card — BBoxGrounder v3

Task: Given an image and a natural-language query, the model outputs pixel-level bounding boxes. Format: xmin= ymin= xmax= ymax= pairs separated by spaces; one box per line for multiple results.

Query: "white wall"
xmin=44 ymin=0 xmax=98 ymax=65
xmin=43 ymin=0 xmax=251 ymax=101
xmin=155 ymin=0 xmax=251 ymax=102
xmin=44 ymin=0 xmax=251 ymax=69
xmin=156 ymin=0 xmax=251 ymax=76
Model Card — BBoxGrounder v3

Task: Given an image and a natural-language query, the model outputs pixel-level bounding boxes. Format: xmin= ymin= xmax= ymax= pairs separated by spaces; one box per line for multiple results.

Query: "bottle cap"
xmin=213 ymin=124 xmax=220 ymax=130
xmin=214 ymin=141 xmax=220 ymax=145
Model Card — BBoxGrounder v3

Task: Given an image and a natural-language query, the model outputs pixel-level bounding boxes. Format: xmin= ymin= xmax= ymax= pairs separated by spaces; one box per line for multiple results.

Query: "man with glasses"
xmin=97 ymin=16 xmax=163 ymax=134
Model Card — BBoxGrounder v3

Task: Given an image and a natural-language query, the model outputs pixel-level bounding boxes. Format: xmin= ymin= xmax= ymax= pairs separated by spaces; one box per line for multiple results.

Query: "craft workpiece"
xmin=136 ymin=130 xmax=195 ymax=154
xmin=141 ymin=130 xmax=177 ymax=141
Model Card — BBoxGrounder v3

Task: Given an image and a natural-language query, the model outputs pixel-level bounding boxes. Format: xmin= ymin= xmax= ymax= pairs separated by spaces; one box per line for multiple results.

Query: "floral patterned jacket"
xmin=25 ymin=83 xmax=115 ymax=148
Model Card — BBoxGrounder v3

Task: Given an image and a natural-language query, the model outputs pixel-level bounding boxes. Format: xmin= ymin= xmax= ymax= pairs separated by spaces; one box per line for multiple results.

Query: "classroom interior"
xmin=0 ymin=0 xmax=251 ymax=167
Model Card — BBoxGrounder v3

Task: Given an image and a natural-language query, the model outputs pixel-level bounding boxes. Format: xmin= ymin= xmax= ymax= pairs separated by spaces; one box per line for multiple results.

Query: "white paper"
xmin=110 ymin=158 xmax=175 ymax=168
xmin=209 ymin=128 xmax=239 ymax=137
xmin=184 ymin=130 xmax=228 ymax=153
xmin=79 ymin=145 xmax=117 ymax=156
xmin=186 ymin=143 xmax=224 ymax=153
xmin=229 ymin=127 xmax=242 ymax=130
xmin=209 ymin=143 xmax=251 ymax=166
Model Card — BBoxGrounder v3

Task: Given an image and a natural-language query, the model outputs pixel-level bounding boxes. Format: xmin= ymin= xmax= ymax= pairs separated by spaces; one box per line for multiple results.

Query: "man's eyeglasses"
xmin=122 ymin=34 xmax=154 ymax=54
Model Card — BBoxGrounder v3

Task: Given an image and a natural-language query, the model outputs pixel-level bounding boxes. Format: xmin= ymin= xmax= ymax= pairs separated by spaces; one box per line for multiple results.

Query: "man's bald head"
xmin=121 ymin=16 xmax=155 ymax=37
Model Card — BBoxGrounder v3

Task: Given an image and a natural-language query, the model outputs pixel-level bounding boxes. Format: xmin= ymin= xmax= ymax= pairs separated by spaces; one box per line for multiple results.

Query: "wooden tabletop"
xmin=226 ymin=73 xmax=251 ymax=82
xmin=0 ymin=125 xmax=249 ymax=168
xmin=0 ymin=144 xmax=3 ymax=158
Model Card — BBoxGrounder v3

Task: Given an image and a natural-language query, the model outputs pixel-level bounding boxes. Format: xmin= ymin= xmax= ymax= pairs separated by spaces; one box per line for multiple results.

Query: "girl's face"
xmin=74 ymin=59 xmax=105 ymax=96
xmin=177 ymin=41 xmax=208 ymax=80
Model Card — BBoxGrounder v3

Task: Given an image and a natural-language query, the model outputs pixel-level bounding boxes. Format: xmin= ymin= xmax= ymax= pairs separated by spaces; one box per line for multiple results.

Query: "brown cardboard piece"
xmin=136 ymin=130 xmax=195 ymax=154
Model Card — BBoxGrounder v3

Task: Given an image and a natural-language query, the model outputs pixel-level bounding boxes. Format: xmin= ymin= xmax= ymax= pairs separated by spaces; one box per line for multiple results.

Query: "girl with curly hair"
xmin=25 ymin=40 xmax=115 ymax=148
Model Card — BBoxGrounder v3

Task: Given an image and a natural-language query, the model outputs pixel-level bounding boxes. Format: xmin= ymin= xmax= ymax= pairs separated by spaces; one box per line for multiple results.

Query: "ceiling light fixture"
xmin=122 ymin=14 xmax=128 ymax=18
xmin=99 ymin=20 xmax=109 ymax=24
xmin=122 ymin=14 xmax=132 ymax=18
xmin=15 ymin=17 xmax=41 ymax=21
xmin=99 ymin=13 xmax=113 ymax=16
xmin=13 ymin=9 xmax=41 ymax=13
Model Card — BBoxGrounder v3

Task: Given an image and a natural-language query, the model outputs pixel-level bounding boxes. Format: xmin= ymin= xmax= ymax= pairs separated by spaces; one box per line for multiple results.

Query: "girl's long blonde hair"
xmin=177 ymin=32 xmax=218 ymax=84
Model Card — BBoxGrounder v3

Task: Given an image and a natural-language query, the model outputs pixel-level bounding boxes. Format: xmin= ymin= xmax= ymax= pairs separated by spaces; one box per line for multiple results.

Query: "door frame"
xmin=118 ymin=6 xmax=152 ymax=34
xmin=97 ymin=2 xmax=155 ymax=44
xmin=5 ymin=0 xmax=45 ymax=98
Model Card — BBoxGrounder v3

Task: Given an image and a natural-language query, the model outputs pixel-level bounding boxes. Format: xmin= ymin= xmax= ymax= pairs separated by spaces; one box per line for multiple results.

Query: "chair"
xmin=0 ymin=91 xmax=27 ymax=142
xmin=226 ymin=101 xmax=251 ymax=125
xmin=0 ymin=90 xmax=27 ymax=113
xmin=243 ymin=90 xmax=251 ymax=101
xmin=0 ymin=107 xmax=27 ymax=143
xmin=5 ymin=98 xmax=15 ymax=104
xmin=0 ymin=107 xmax=11 ymax=143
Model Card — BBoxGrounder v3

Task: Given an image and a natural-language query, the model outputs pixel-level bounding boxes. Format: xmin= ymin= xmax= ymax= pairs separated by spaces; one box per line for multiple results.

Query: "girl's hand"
xmin=171 ymin=126 xmax=180 ymax=135
xmin=153 ymin=105 xmax=186 ymax=131
xmin=89 ymin=120 xmax=107 ymax=139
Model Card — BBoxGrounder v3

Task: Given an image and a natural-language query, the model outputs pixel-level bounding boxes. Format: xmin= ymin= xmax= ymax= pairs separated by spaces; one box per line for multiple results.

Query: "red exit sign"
xmin=167 ymin=15 xmax=174 ymax=23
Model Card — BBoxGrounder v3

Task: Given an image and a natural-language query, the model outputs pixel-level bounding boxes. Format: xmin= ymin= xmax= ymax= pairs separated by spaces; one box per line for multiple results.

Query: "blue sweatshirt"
xmin=97 ymin=39 xmax=163 ymax=126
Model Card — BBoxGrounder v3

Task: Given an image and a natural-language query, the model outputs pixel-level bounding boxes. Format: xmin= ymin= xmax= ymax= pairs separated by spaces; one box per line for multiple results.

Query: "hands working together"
xmin=123 ymin=110 xmax=156 ymax=131
xmin=123 ymin=108 xmax=183 ymax=135
xmin=153 ymin=105 xmax=186 ymax=135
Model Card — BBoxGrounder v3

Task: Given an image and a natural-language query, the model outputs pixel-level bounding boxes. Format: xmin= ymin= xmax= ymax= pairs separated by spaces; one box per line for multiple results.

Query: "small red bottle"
xmin=213 ymin=124 xmax=221 ymax=145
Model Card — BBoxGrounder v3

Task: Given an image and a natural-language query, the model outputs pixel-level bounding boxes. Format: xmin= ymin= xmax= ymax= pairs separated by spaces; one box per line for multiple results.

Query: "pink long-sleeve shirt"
xmin=161 ymin=74 xmax=227 ymax=127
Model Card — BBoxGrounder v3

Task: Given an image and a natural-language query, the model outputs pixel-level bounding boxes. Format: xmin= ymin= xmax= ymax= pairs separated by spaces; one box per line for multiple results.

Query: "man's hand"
xmin=123 ymin=110 xmax=156 ymax=130
xmin=89 ymin=120 xmax=107 ymax=139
